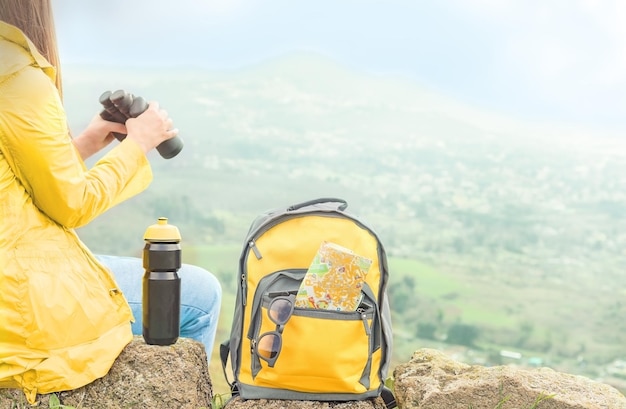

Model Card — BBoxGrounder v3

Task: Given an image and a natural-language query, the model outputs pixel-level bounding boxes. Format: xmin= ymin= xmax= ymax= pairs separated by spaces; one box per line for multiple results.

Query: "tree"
xmin=446 ymin=323 xmax=480 ymax=347
xmin=417 ymin=322 xmax=437 ymax=340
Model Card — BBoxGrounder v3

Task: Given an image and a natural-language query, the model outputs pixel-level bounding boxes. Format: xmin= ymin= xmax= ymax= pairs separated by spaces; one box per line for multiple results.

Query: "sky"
xmin=52 ymin=0 xmax=626 ymax=134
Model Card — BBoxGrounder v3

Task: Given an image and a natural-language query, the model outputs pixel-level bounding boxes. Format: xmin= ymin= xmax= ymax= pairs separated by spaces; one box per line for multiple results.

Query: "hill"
xmin=62 ymin=53 xmax=626 ymax=392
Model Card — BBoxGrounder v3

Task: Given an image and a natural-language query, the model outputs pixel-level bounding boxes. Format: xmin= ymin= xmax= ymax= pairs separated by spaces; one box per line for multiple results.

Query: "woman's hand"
xmin=125 ymin=102 xmax=179 ymax=154
xmin=72 ymin=114 xmax=127 ymax=160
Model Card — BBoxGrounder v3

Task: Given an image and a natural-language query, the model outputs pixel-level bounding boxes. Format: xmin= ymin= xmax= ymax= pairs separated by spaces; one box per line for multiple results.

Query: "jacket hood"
xmin=0 ymin=20 xmax=55 ymax=83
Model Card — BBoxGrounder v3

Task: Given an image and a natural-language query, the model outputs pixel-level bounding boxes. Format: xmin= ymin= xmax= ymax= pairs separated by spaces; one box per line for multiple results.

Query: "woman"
xmin=0 ymin=1 xmax=221 ymax=403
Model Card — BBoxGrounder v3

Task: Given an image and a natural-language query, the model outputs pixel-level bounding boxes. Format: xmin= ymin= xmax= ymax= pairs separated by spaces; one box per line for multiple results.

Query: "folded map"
xmin=295 ymin=241 xmax=372 ymax=311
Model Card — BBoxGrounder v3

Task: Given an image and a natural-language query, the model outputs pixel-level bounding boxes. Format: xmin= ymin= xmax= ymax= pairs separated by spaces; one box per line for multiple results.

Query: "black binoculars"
xmin=99 ymin=90 xmax=183 ymax=159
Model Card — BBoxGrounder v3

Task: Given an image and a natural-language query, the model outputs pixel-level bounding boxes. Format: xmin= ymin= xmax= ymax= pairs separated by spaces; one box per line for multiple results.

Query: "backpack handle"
xmin=287 ymin=197 xmax=348 ymax=212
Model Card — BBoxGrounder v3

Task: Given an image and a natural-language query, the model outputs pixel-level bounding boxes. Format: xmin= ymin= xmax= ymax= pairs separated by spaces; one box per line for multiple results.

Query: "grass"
xmin=0 ymin=392 xmax=76 ymax=409
xmin=210 ymin=393 xmax=229 ymax=409
xmin=457 ymin=303 xmax=517 ymax=328
xmin=388 ymin=258 xmax=462 ymax=297
xmin=48 ymin=394 xmax=75 ymax=409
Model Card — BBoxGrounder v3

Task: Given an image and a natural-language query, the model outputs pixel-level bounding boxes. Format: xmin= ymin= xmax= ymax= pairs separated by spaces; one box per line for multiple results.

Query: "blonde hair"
xmin=0 ymin=0 xmax=63 ymax=97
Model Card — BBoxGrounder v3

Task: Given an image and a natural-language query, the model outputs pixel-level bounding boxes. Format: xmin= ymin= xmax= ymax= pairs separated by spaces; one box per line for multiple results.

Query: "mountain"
xmin=62 ymin=53 xmax=626 ymax=384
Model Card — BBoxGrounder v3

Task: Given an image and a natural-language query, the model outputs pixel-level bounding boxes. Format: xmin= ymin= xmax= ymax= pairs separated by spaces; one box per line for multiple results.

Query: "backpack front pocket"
xmin=249 ymin=286 xmax=379 ymax=393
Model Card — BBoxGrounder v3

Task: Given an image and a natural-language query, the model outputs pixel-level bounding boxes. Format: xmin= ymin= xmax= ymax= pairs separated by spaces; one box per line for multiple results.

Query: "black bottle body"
xmin=142 ymin=241 xmax=181 ymax=345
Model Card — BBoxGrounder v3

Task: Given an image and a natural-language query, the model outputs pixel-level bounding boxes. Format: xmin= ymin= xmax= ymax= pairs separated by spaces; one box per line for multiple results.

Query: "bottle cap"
xmin=143 ymin=217 xmax=181 ymax=242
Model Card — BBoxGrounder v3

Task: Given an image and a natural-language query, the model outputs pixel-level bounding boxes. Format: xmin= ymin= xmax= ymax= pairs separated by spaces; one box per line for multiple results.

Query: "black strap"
xmin=219 ymin=339 xmax=234 ymax=389
xmin=381 ymin=386 xmax=397 ymax=409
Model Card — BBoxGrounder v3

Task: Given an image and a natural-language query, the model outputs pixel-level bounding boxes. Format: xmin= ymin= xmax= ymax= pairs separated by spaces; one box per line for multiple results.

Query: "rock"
xmin=224 ymin=396 xmax=388 ymax=409
xmin=4 ymin=344 xmax=625 ymax=409
xmin=0 ymin=336 xmax=212 ymax=409
xmin=393 ymin=348 xmax=626 ymax=409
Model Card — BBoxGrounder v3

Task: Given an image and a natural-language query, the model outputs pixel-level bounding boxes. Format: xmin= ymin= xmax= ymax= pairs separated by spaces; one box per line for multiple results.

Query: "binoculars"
xmin=99 ymin=90 xmax=183 ymax=159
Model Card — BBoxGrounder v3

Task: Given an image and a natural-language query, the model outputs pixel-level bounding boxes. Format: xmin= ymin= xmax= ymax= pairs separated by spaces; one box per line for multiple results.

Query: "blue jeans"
xmin=95 ymin=255 xmax=222 ymax=361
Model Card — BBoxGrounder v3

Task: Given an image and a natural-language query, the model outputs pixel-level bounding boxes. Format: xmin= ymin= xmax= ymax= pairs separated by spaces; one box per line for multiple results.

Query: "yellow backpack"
xmin=220 ymin=198 xmax=395 ymax=407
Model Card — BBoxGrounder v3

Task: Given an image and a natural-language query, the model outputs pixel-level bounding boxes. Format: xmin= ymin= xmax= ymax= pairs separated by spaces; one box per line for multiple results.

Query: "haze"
xmin=52 ymin=0 xmax=626 ymax=134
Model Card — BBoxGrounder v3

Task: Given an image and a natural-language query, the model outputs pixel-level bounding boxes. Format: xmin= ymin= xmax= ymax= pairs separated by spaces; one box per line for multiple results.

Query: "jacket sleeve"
xmin=0 ymin=65 xmax=153 ymax=228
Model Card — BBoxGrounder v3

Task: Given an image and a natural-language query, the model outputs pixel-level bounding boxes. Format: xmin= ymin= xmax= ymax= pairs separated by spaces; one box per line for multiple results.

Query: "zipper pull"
xmin=361 ymin=313 xmax=371 ymax=336
xmin=250 ymin=240 xmax=262 ymax=260
xmin=242 ymin=272 xmax=247 ymax=306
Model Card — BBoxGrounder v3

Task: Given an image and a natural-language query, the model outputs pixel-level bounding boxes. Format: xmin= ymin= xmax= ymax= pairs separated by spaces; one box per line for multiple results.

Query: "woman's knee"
xmin=179 ymin=263 xmax=222 ymax=313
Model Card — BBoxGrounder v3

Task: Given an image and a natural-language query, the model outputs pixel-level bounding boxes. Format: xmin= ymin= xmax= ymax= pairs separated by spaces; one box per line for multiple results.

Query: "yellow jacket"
xmin=0 ymin=21 xmax=153 ymax=403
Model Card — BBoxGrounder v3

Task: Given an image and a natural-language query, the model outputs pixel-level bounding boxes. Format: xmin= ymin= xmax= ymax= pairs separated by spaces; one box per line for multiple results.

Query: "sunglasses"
xmin=254 ymin=294 xmax=295 ymax=367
